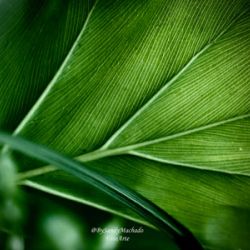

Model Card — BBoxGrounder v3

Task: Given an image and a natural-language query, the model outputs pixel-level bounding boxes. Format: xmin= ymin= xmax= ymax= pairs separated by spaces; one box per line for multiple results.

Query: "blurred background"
xmin=0 ymin=186 xmax=179 ymax=250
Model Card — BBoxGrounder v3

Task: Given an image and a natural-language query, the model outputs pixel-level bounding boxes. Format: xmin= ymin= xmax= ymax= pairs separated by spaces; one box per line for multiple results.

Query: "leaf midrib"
xmin=17 ymin=113 xmax=250 ymax=181
xmin=10 ymin=6 xmax=249 ymax=179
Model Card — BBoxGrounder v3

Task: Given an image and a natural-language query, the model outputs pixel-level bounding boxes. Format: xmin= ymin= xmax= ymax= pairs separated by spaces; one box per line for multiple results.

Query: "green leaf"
xmin=130 ymin=116 xmax=250 ymax=174
xmin=1 ymin=0 xmax=250 ymax=249
xmin=21 ymin=156 xmax=250 ymax=250
xmin=0 ymin=132 xmax=202 ymax=249
xmin=0 ymin=0 xmax=93 ymax=131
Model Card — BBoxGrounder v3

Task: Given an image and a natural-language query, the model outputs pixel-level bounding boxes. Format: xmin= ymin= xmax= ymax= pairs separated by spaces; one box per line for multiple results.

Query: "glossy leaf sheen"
xmin=2 ymin=0 xmax=250 ymax=249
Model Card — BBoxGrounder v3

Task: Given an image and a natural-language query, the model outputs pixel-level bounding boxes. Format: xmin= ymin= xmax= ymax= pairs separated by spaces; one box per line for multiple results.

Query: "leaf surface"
xmin=0 ymin=0 xmax=93 ymax=130
xmin=22 ymin=156 xmax=250 ymax=250
xmin=16 ymin=0 xmax=250 ymax=157
xmin=4 ymin=0 xmax=250 ymax=249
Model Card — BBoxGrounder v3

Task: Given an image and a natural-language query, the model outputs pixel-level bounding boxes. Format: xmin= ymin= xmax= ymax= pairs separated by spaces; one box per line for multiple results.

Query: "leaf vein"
xmin=102 ymin=9 xmax=249 ymax=149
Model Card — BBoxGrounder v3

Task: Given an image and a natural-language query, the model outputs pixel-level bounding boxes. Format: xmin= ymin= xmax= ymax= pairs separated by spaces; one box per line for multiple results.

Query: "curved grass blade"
xmin=0 ymin=132 xmax=203 ymax=250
